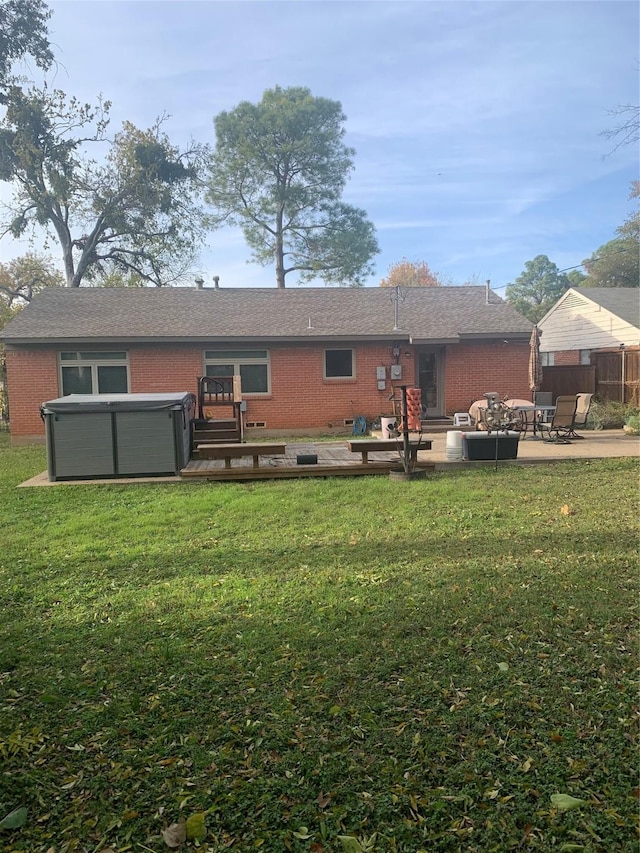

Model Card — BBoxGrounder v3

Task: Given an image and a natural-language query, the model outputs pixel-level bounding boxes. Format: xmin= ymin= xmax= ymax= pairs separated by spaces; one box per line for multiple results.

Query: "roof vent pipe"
xmin=195 ymin=277 xmax=204 ymax=290
xmin=485 ymin=279 xmax=491 ymax=304
xmin=213 ymin=276 xmax=220 ymax=289
xmin=391 ymin=284 xmax=405 ymax=331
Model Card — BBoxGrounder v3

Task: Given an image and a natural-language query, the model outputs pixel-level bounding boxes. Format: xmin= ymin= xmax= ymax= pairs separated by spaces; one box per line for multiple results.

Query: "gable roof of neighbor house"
xmin=570 ymin=288 xmax=640 ymax=329
xmin=0 ymin=285 xmax=533 ymax=346
xmin=539 ymin=287 xmax=639 ymax=330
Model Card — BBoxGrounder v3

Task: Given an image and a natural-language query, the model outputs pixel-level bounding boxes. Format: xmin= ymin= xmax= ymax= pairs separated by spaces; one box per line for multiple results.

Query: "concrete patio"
xmin=419 ymin=427 xmax=639 ymax=469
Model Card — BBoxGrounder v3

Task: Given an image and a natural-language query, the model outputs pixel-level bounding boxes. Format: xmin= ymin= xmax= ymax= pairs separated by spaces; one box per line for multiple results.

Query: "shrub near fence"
xmin=587 ymin=399 xmax=639 ymax=430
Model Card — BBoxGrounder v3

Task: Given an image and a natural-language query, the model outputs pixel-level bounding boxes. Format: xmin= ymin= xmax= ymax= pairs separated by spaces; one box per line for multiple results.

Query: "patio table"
xmin=511 ymin=404 xmax=556 ymax=437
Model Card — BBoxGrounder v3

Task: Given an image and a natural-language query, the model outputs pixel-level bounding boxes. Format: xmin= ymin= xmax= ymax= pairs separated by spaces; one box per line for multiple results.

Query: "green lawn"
xmin=0 ymin=436 xmax=638 ymax=852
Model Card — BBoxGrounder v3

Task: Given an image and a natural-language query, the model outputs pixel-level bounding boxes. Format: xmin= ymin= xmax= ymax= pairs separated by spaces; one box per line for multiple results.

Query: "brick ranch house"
xmin=1 ymin=285 xmax=534 ymax=444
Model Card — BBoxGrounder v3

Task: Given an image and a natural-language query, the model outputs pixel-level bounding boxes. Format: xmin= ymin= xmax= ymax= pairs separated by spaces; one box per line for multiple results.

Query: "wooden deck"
xmin=180 ymin=441 xmax=435 ymax=481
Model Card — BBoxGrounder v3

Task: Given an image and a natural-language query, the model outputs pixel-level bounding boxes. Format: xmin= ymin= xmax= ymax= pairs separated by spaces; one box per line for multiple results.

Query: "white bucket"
xmin=381 ymin=417 xmax=397 ymax=439
xmin=445 ymin=430 xmax=463 ymax=461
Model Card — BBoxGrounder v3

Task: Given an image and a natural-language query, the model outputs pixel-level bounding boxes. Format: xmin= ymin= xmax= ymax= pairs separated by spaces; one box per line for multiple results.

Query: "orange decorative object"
xmin=398 ymin=387 xmax=422 ymax=432
xmin=406 ymin=388 xmax=422 ymax=430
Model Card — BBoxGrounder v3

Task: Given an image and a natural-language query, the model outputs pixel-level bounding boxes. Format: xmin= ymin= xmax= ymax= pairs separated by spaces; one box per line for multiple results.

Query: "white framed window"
xmin=324 ymin=348 xmax=355 ymax=379
xmin=541 ymin=352 xmax=555 ymax=367
xmin=59 ymin=351 xmax=129 ymax=395
xmin=579 ymin=349 xmax=592 ymax=365
xmin=204 ymin=350 xmax=270 ymax=395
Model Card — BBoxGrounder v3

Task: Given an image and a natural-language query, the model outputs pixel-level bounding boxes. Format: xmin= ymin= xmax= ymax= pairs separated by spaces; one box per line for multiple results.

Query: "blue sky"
xmin=2 ymin=0 xmax=638 ymax=292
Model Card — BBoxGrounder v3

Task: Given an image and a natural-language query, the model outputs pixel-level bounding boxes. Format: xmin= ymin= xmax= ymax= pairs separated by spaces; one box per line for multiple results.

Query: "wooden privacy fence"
xmin=542 ymin=349 xmax=640 ymax=406
xmin=594 ymin=349 xmax=640 ymax=405
xmin=541 ymin=366 xmax=595 ymax=400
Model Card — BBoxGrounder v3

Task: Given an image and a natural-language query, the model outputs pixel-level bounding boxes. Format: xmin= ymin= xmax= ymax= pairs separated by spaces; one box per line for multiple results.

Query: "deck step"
xmin=419 ymin=420 xmax=454 ymax=433
xmin=192 ymin=418 xmax=241 ymax=448
xmin=193 ymin=428 xmax=240 ymax=439
xmin=194 ymin=418 xmax=237 ymax=427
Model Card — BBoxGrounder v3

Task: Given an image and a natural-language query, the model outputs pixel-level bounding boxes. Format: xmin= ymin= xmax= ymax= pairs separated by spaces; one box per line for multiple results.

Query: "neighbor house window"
xmin=204 ymin=350 xmax=270 ymax=395
xmin=59 ymin=351 xmax=129 ymax=395
xmin=541 ymin=352 xmax=554 ymax=367
xmin=579 ymin=349 xmax=592 ymax=365
xmin=324 ymin=348 xmax=355 ymax=379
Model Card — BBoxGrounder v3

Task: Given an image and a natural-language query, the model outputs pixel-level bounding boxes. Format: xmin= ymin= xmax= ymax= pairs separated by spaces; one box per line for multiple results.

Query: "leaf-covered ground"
xmin=0 ymin=439 xmax=638 ymax=852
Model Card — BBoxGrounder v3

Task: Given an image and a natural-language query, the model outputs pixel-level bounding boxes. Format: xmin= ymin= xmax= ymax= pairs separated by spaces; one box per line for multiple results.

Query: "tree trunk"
xmin=62 ymin=242 xmax=77 ymax=287
xmin=50 ymin=214 xmax=77 ymax=286
xmin=275 ymin=204 xmax=285 ymax=288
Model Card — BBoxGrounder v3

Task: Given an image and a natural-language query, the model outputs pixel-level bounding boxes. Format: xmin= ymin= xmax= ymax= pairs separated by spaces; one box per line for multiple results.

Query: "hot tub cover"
xmin=42 ymin=392 xmax=196 ymax=413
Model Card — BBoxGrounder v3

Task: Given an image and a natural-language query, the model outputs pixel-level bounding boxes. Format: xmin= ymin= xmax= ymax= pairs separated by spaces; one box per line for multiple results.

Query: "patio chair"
xmin=538 ymin=395 xmax=578 ymax=444
xmin=568 ymin=393 xmax=593 ymax=439
xmin=533 ymin=391 xmax=553 ymax=407
xmin=532 ymin=391 xmax=555 ymax=433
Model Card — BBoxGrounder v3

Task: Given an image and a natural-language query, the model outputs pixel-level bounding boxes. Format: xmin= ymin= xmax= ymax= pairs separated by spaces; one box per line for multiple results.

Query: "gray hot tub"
xmin=41 ymin=393 xmax=196 ymax=480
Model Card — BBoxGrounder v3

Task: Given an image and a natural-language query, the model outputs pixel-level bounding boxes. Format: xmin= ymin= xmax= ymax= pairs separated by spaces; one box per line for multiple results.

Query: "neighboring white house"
xmin=537 ymin=287 xmax=640 ymax=365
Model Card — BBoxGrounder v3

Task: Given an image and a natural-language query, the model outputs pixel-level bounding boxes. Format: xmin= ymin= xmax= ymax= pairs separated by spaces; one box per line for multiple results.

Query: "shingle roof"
xmin=1 ymin=285 xmax=533 ymax=344
xmin=571 ymin=288 xmax=640 ymax=329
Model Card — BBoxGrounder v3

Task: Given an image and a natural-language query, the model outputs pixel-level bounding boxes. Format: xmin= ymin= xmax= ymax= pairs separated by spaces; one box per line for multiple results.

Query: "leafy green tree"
xmin=0 ymin=0 xmax=53 ymax=93
xmin=91 ymin=271 xmax=147 ymax=288
xmin=0 ymin=251 xmax=62 ymax=420
xmin=207 ymin=86 xmax=379 ymax=288
xmin=0 ymin=87 xmax=209 ymax=286
xmin=582 ymin=238 xmax=639 ymax=288
xmin=379 ymin=258 xmax=442 ymax=287
xmin=566 ymin=269 xmax=587 ymax=288
xmin=0 ymin=252 xmax=63 ymax=305
xmin=505 ymin=254 xmax=570 ymax=323
xmin=581 ymin=182 xmax=639 ymax=288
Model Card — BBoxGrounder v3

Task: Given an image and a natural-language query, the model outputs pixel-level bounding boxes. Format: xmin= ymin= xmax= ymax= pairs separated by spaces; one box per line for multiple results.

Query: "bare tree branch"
xmin=602 ymin=104 xmax=640 ymax=156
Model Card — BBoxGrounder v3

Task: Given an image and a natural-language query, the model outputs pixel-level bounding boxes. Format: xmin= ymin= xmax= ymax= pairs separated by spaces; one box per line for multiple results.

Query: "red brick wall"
xmin=129 ymin=346 xmax=203 ymax=395
xmin=5 ymin=340 xmax=530 ymax=441
xmin=553 ymin=350 xmax=581 ymax=366
xmin=5 ymin=347 xmax=59 ymax=442
xmin=245 ymin=343 xmax=416 ymax=429
xmin=444 ymin=342 xmax=531 ymax=413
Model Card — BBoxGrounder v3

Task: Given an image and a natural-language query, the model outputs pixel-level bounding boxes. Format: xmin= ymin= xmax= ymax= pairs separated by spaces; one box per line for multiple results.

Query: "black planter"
xmin=462 ymin=431 xmax=520 ymax=460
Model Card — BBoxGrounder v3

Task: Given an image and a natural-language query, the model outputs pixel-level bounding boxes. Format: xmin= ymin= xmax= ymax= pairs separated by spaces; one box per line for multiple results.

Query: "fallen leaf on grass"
xmin=338 ymin=837 xmax=363 ymax=853
xmin=186 ymin=812 xmax=207 ymax=840
xmin=162 ymin=821 xmax=186 ymax=847
xmin=498 ymin=662 xmax=509 ymax=672
xmin=293 ymin=826 xmax=312 ymax=839
xmin=0 ymin=807 xmax=27 ymax=830
xmin=551 ymin=793 xmax=588 ymax=811
xmin=560 ymin=504 xmax=574 ymax=516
